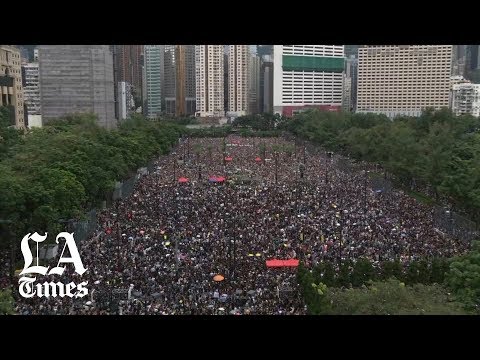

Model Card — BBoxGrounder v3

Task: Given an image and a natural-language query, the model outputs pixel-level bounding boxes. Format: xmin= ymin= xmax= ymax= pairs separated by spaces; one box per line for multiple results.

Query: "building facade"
xmin=38 ymin=45 xmax=116 ymax=128
xmin=195 ymin=45 xmax=225 ymax=117
xmin=451 ymin=83 xmax=480 ymax=117
xmin=259 ymin=55 xmax=274 ymax=113
xmin=117 ymin=81 xmax=134 ymax=120
xmin=0 ymin=45 xmax=25 ymax=128
xmin=164 ymin=45 xmax=196 ymax=116
xmin=343 ymin=55 xmax=358 ymax=111
xmin=228 ymin=45 xmax=250 ymax=116
xmin=143 ymin=45 xmax=164 ymax=119
xmin=22 ymin=62 xmax=41 ymax=116
xmin=249 ymin=54 xmax=261 ymax=114
xmin=356 ymin=45 xmax=453 ymax=118
xmin=273 ymin=45 xmax=344 ymax=116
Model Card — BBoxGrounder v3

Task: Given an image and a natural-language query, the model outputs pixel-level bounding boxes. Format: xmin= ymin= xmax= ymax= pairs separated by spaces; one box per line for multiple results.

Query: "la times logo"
xmin=18 ymin=232 xmax=88 ymax=299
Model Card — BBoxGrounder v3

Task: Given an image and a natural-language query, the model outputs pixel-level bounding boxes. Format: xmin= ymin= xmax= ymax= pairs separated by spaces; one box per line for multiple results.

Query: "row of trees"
xmin=279 ymin=108 xmax=480 ymax=221
xmin=0 ymin=113 xmax=184 ymax=246
xmin=298 ymin=242 xmax=480 ymax=314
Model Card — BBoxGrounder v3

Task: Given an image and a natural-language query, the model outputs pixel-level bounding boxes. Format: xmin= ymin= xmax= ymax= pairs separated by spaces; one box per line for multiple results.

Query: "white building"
xmin=228 ymin=45 xmax=250 ymax=116
xmin=22 ymin=62 xmax=41 ymax=116
xmin=356 ymin=45 xmax=453 ymax=118
xmin=195 ymin=45 xmax=225 ymax=117
xmin=273 ymin=45 xmax=344 ymax=116
xmin=117 ymin=81 xmax=134 ymax=120
xmin=451 ymin=83 xmax=480 ymax=117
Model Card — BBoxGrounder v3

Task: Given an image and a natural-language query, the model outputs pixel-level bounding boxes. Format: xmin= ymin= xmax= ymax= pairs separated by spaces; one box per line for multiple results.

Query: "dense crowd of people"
xmin=7 ymin=135 xmax=470 ymax=315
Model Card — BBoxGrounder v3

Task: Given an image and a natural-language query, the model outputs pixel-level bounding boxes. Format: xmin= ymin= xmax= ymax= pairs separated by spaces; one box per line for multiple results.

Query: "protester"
xmin=11 ymin=136 xmax=468 ymax=315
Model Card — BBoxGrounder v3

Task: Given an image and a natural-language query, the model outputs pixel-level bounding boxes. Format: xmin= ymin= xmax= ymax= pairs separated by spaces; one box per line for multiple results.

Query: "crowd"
xmin=8 ymin=135 xmax=470 ymax=315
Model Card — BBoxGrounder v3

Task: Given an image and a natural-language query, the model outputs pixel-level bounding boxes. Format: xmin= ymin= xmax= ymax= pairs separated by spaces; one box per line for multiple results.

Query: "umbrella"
xmin=255 ymin=157 xmax=262 ymax=162
xmin=152 ymin=292 xmax=161 ymax=298
xmin=178 ymin=177 xmax=189 ymax=183
xmin=216 ymin=176 xmax=226 ymax=182
xmin=209 ymin=177 xmax=218 ymax=183
xmin=213 ymin=274 xmax=225 ymax=282
xmin=255 ymin=253 xmax=261 ymax=257
xmin=247 ymin=253 xmax=254 ymax=257
xmin=235 ymin=289 xmax=243 ymax=295
xmin=218 ymin=307 xmax=225 ymax=312
xmin=164 ymin=241 xmax=171 ymax=246
xmin=225 ymin=157 xmax=233 ymax=162
xmin=247 ymin=290 xmax=256 ymax=296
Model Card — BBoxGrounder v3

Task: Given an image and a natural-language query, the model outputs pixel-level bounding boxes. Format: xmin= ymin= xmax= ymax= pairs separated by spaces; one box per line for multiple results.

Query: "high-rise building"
xmin=117 ymin=81 xmax=134 ymax=120
xmin=0 ymin=45 xmax=25 ymax=128
xmin=114 ymin=45 xmax=143 ymax=100
xmin=465 ymin=45 xmax=480 ymax=83
xmin=224 ymin=52 xmax=228 ymax=112
xmin=451 ymin=83 xmax=480 ymax=117
xmin=249 ymin=54 xmax=261 ymax=114
xmin=22 ymin=62 xmax=41 ymax=116
xmin=143 ymin=45 xmax=164 ymax=119
xmin=356 ymin=45 xmax=453 ymax=118
xmin=452 ymin=45 xmax=467 ymax=77
xmin=260 ymin=55 xmax=274 ymax=113
xmin=164 ymin=45 xmax=196 ymax=116
xmin=228 ymin=45 xmax=250 ymax=116
xmin=273 ymin=45 xmax=344 ymax=116
xmin=343 ymin=55 xmax=358 ymax=112
xmin=38 ymin=45 xmax=116 ymax=128
xmin=257 ymin=45 xmax=273 ymax=57
xmin=195 ymin=45 xmax=225 ymax=117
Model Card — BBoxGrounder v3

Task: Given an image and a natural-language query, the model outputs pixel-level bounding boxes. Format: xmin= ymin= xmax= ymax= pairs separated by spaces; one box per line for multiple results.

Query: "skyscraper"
xmin=343 ymin=55 xmax=358 ymax=112
xmin=0 ymin=45 xmax=25 ymax=128
xmin=114 ymin=45 xmax=144 ymax=96
xmin=164 ymin=45 xmax=196 ymax=116
xmin=38 ymin=45 xmax=116 ymax=128
xmin=195 ymin=45 xmax=225 ymax=117
xmin=249 ymin=53 xmax=261 ymax=114
xmin=260 ymin=55 xmax=274 ymax=113
xmin=273 ymin=45 xmax=344 ymax=116
xmin=22 ymin=62 xmax=40 ymax=116
xmin=143 ymin=45 xmax=164 ymax=119
xmin=228 ymin=45 xmax=250 ymax=116
xmin=356 ymin=45 xmax=453 ymax=118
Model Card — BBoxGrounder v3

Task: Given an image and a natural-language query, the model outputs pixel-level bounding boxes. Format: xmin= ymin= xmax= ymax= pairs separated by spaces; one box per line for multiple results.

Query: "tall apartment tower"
xmin=356 ymin=45 xmax=453 ymax=118
xmin=164 ymin=45 xmax=196 ymax=116
xmin=228 ymin=45 xmax=250 ymax=116
xmin=451 ymin=83 xmax=480 ymax=117
xmin=0 ymin=45 xmax=25 ymax=128
xmin=38 ymin=45 xmax=115 ymax=128
xmin=343 ymin=55 xmax=358 ymax=112
xmin=114 ymin=45 xmax=144 ymax=95
xmin=259 ymin=55 xmax=274 ymax=113
xmin=273 ymin=45 xmax=344 ymax=116
xmin=22 ymin=62 xmax=41 ymax=122
xmin=195 ymin=45 xmax=225 ymax=117
xmin=249 ymin=53 xmax=261 ymax=114
xmin=143 ymin=45 xmax=164 ymax=119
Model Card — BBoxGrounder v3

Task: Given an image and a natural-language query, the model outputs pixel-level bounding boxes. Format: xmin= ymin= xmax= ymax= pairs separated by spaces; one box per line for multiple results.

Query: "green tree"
xmin=0 ymin=289 xmax=15 ymax=315
xmin=445 ymin=241 xmax=480 ymax=310
xmin=321 ymin=278 xmax=469 ymax=315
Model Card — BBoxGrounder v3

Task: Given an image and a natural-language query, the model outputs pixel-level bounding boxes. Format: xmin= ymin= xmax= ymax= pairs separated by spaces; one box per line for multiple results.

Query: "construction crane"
xmin=175 ymin=45 xmax=186 ymax=117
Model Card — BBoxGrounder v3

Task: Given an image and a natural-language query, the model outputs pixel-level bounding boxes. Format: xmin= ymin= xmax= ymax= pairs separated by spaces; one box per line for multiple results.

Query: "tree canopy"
xmin=0 ymin=113 xmax=184 ymax=244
